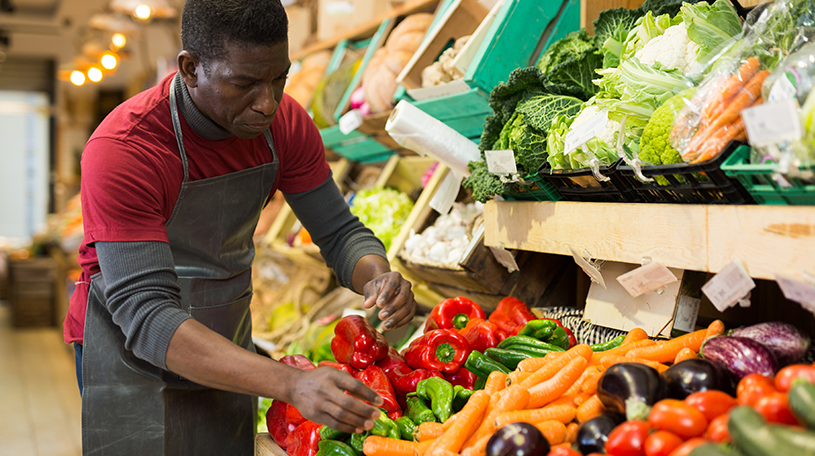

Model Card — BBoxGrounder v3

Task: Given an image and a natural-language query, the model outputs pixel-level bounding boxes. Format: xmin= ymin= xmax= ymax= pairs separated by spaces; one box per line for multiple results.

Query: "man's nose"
xmin=252 ymin=84 xmax=278 ymax=117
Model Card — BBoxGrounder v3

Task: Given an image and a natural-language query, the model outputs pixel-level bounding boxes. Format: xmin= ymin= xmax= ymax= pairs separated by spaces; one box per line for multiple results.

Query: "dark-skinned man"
xmin=63 ymin=1 xmax=417 ymax=454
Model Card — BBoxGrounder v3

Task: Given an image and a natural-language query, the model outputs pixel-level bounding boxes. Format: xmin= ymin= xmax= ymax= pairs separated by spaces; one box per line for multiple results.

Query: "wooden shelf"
xmin=483 ymin=201 xmax=815 ymax=281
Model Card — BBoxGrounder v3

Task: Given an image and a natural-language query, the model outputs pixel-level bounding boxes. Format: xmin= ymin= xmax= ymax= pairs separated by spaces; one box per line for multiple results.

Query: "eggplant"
xmin=701 ymin=336 xmax=778 ymax=380
xmin=486 ymin=422 xmax=550 ymax=456
xmin=662 ymin=359 xmax=734 ymax=398
xmin=729 ymin=322 xmax=811 ymax=365
xmin=597 ymin=363 xmax=667 ymax=421
xmin=576 ymin=413 xmax=626 ymax=455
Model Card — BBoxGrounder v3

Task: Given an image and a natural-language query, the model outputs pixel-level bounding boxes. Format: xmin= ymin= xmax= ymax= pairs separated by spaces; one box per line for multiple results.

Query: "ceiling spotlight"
xmin=70 ymin=70 xmax=86 ymax=86
xmin=101 ymin=53 xmax=118 ymax=70
xmin=111 ymin=33 xmax=126 ymax=49
xmin=87 ymin=67 xmax=103 ymax=82
xmin=134 ymin=4 xmax=152 ymax=20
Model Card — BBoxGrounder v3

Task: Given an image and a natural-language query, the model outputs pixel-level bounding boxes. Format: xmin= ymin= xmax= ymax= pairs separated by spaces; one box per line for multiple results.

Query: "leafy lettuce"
xmin=350 ymin=188 xmax=414 ymax=250
xmin=680 ymin=0 xmax=743 ymax=63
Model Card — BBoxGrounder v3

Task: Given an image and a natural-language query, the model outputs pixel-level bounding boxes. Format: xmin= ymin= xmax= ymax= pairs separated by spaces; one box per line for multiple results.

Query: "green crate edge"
xmin=502 ymin=174 xmax=562 ymax=202
xmin=331 ymin=136 xmax=393 ymax=162
xmin=721 ymin=145 xmax=815 ymax=205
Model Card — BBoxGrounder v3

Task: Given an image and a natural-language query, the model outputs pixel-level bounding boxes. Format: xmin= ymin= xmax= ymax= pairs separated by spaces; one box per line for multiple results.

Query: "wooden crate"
xmin=8 ymin=257 xmax=57 ymax=327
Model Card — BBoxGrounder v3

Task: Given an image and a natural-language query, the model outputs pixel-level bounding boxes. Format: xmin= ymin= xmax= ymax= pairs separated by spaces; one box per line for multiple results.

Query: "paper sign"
xmin=568 ymin=245 xmax=606 ymax=289
xmin=430 ymin=171 xmax=462 ymax=215
xmin=616 ymin=261 xmax=678 ymax=298
xmin=339 ymin=109 xmax=364 ymax=135
xmin=768 ymin=74 xmax=797 ymax=102
xmin=702 ymin=260 xmax=756 ymax=312
xmin=489 ymin=245 xmax=519 ymax=273
xmin=564 ymin=110 xmax=608 ymax=154
xmin=742 ymin=99 xmax=803 ymax=146
xmin=673 ymin=295 xmax=701 ymax=333
xmin=776 ymin=274 xmax=815 ymax=312
xmin=485 ymin=150 xmax=518 ymax=175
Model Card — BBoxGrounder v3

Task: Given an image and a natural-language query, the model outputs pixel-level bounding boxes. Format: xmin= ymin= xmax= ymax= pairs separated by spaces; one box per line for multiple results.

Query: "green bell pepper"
xmin=348 ymin=432 xmax=367 ymax=455
xmin=484 ymin=348 xmax=534 ymax=370
xmin=548 ymin=326 xmax=570 ymax=350
xmin=590 ymin=334 xmax=626 ymax=352
xmin=405 ymin=395 xmax=436 ymax=424
xmin=452 ymin=385 xmax=473 ymax=413
xmin=474 ymin=377 xmax=486 ymax=390
xmin=371 ymin=409 xmax=400 ymax=440
xmin=320 ymin=425 xmax=350 ymax=442
xmin=316 ymin=440 xmax=359 ymax=456
xmin=464 ymin=350 xmax=511 ymax=380
xmin=416 ymin=377 xmax=455 ymax=423
xmin=517 ymin=319 xmax=557 ymax=341
xmin=394 ymin=417 xmax=417 ymax=441
xmin=497 ymin=335 xmax=565 ymax=354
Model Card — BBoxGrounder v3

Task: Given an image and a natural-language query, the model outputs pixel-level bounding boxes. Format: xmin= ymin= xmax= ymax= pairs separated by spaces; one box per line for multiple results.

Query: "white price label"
xmin=339 ymin=109 xmax=364 ymax=135
xmin=768 ymin=74 xmax=797 ymax=102
xmin=775 ymin=274 xmax=815 ymax=312
xmin=568 ymin=246 xmax=606 ymax=289
xmin=741 ymin=100 xmax=803 ymax=146
xmin=485 ymin=150 xmax=518 ymax=175
xmin=489 ymin=245 xmax=519 ymax=273
xmin=702 ymin=260 xmax=756 ymax=312
xmin=673 ymin=295 xmax=701 ymax=333
xmin=616 ymin=261 xmax=678 ymax=298
xmin=564 ymin=110 xmax=608 ymax=154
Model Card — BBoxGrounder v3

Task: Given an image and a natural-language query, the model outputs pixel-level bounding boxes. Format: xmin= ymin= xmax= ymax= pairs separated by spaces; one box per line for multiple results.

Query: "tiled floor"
xmin=0 ymin=303 xmax=82 ymax=456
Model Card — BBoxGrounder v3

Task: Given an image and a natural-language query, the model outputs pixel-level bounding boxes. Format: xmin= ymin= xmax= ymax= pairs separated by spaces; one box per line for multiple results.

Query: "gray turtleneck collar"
xmin=173 ymin=73 xmax=234 ymax=141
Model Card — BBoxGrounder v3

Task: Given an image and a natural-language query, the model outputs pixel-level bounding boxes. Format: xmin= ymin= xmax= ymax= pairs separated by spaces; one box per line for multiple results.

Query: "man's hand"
xmin=288 ymin=367 xmax=383 ymax=434
xmin=362 ymin=271 xmax=416 ymax=330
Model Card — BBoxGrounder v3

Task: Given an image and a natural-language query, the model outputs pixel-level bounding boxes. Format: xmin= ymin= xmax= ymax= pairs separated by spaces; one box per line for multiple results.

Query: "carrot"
xmin=706 ymin=319 xmax=726 ymax=339
xmin=597 ymin=354 xmax=670 ymax=373
xmin=566 ymin=422 xmax=580 ymax=444
xmin=625 ymin=329 xmax=709 ymax=364
xmin=517 ymin=351 xmax=565 ymax=373
xmin=527 ymin=356 xmax=589 ymax=408
xmin=415 ymin=439 xmax=437 ymax=456
xmin=428 ymin=390 xmax=490 ymax=454
xmin=429 ymin=450 xmax=458 ymax=456
xmin=551 ymin=443 xmax=574 ymax=451
xmin=622 ymin=327 xmax=650 ymax=345
xmin=702 ymin=57 xmax=761 ymax=122
xmin=461 ymin=434 xmax=491 ymax=456
xmin=550 ymin=395 xmax=577 ymax=407
xmin=535 ymin=420 xmax=567 ymax=445
xmin=563 ymin=365 xmax=596 ymax=398
xmin=674 ymin=347 xmax=698 ymax=364
xmin=590 ymin=339 xmax=656 ymax=363
xmin=493 ymin=404 xmax=577 ymax=428
xmin=576 ymin=394 xmax=605 ymax=423
xmin=573 ymin=392 xmax=591 ymax=407
xmin=580 ymin=369 xmax=605 ymax=396
xmin=416 ymin=422 xmax=444 ymax=442
xmin=521 ymin=345 xmax=592 ymax=388
xmin=363 ymin=436 xmax=417 ymax=456
xmin=689 ymin=116 xmax=746 ymax=163
xmin=484 ymin=371 xmax=508 ymax=395
xmin=463 ymin=385 xmax=530 ymax=449
xmin=441 ymin=414 xmax=456 ymax=431
xmin=507 ymin=370 xmax=531 ymax=386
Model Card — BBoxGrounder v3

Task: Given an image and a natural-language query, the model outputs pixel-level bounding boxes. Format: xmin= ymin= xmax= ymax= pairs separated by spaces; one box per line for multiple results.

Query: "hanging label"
xmin=564 ymin=110 xmax=608 ymax=154
xmin=673 ymin=295 xmax=702 ymax=333
xmin=775 ymin=274 xmax=815 ymax=312
xmin=485 ymin=150 xmax=518 ymax=175
xmin=339 ymin=109 xmax=364 ymax=135
xmin=702 ymin=260 xmax=756 ymax=312
xmin=568 ymin=245 xmax=606 ymax=289
xmin=616 ymin=261 xmax=678 ymax=298
xmin=489 ymin=245 xmax=519 ymax=273
xmin=741 ymin=99 xmax=803 ymax=146
xmin=768 ymin=74 xmax=797 ymax=102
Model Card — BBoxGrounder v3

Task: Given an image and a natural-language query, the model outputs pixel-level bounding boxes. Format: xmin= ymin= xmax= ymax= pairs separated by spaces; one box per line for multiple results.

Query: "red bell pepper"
xmin=458 ymin=317 xmax=506 ymax=353
xmin=285 ymin=421 xmax=322 ymax=456
xmin=354 ymin=365 xmax=402 ymax=419
xmin=445 ymin=367 xmax=477 ymax=389
xmin=279 ymin=354 xmax=316 ymax=371
xmin=488 ymin=296 xmax=536 ymax=337
xmin=331 ymin=315 xmax=389 ymax=369
xmin=267 ymin=400 xmax=298 ymax=448
xmin=317 ymin=360 xmax=356 ymax=376
xmin=376 ymin=348 xmax=413 ymax=378
xmin=376 ymin=349 xmax=442 ymax=407
xmin=403 ymin=329 xmax=470 ymax=374
xmin=424 ymin=296 xmax=486 ymax=332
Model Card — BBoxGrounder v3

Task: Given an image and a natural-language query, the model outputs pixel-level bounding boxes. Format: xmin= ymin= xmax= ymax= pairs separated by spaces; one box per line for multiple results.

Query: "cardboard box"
xmin=317 ymin=0 xmax=399 ymax=42
xmin=287 ymin=5 xmax=314 ymax=57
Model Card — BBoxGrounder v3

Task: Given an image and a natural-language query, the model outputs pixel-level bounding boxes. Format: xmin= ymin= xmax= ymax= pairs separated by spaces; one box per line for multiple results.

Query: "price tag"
xmin=485 ymin=150 xmax=518 ymax=175
xmin=568 ymin=245 xmax=606 ymax=289
xmin=489 ymin=245 xmax=519 ymax=273
xmin=775 ymin=274 xmax=815 ymax=312
xmin=673 ymin=295 xmax=701 ymax=333
xmin=564 ymin=110 xmax=608 ymax=154
xmin=702 ymin=260 xmax=756 ymax=312
xmin=741 ymin=100 xmax=803 ymax=146
xmin=616 ymin=261 xmax=678 ymax=298
xmin=768 ymin=74 xmax=797 ymax=102
xmin=339 ymin=109 xmax=364 ymax=135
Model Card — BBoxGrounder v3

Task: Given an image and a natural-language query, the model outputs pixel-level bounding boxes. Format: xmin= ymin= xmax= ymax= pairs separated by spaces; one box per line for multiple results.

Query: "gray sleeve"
xmin=96 ymin=241 xmax=192 ymax=369
xmin=284 ymin=172 xmax=387 ymax=289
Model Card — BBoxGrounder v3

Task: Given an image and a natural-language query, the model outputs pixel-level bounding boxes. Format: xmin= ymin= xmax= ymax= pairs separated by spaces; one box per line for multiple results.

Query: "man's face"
xmin=189 ymin=39 xmax=291 ymax=139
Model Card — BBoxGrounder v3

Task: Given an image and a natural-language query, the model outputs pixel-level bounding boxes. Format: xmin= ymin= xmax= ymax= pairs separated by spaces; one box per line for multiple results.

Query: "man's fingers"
xmin=338 ymin=374 xmax=384 ymax=407
xmin=375 ymin=274 xmax=401 ymax=308
xmin=323 ymin=400 xmax=375 ymax=431
xmin=389 ymin=302 xmax=416 ymax=330
xmin=379 ymin=281 xmax=413 ymax=328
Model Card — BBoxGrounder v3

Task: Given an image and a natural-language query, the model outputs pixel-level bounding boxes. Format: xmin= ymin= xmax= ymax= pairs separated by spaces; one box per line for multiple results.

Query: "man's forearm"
xmin=351 ymin=254 xmax=392 ymax=294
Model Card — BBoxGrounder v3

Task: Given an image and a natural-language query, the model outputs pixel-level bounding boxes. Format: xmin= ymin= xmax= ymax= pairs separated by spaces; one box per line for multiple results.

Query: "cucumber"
xmin=728 ymin=406 xmax=777 ymax=456
xmin=690 ymin=444 xmax=745 ymax=456
xmin=767 ymin=425 xmax=815 ymax=456
xmin=789 ymin=380 xmax=815 ymax=430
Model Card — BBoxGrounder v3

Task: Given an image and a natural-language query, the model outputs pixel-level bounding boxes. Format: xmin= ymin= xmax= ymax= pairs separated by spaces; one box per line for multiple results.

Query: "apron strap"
xmin=169 ymin=73 xmax=191 ymax=184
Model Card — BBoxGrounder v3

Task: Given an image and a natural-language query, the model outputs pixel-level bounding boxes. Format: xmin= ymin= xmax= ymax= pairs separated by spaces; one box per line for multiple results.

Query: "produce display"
xmin=401 ymin=202 xmax=484 ymax=267
xmin=286 ymin=51 xmax=333 ymax=109
xmin=421 ymin=35 xmax=471 ymax=88
xmin=349 ymin=187 xmax=414 ymax=251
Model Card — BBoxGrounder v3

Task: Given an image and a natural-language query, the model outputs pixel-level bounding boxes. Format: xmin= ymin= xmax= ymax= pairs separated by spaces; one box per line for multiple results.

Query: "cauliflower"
xmin=571 ymin=105 xmax=622 ymax=146
xmin=635 ymin=23 xmax=700 ymax=74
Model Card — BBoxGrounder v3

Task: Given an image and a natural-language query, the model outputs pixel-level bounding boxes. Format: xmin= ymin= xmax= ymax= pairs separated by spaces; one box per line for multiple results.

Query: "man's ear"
xmin=177 ymin=51 xmax=200 ymax=88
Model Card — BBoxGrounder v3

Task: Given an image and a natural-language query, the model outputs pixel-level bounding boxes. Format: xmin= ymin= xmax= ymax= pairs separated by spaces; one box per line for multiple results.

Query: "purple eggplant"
xmin=701 ymin=336 xmax=778 ymax=380
xmin=576 ymin=413 xmax=625 ymax=455
xmin=597 ymin=363 xmax=667 ymax=420
xmin=729 ymin=322 xmax=811 ymax=365
xmin=662 ymin=359 xmax=734 ymax=399
xmin=486 ymin=422 xmax=550 ymax=456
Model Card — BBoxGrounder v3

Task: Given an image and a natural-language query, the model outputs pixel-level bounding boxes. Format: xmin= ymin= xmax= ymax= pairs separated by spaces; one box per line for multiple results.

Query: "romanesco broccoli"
xmin=639 ymin=88 xmax=696 ymax=166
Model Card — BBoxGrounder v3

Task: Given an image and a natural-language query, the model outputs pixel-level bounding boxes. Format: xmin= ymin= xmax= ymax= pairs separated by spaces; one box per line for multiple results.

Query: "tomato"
xmin=737 ymin=374 xmax=774 ymax=398
xmin=737 ymin=374 xmax=776 ymax=407
xmin=648 ymin=399 xmax=708 ymax=440
xmin=546 ymin=447 xmax=581 ymax=456
xmin=605 ymin=420 xmax=651 ymax=456
xmin=704 ymin=414 xmax=730 ymax=444
xmin=774 ymin=364 xmax=815 ymax=392
xmin=666 ymin=438 xmax=708 ymax=456
xmin=754 ymin=391 xmax=800 ymax=425
xmin=644 ymin=430 xmax=684 ymax=456
xmin=684 ymin=390 xmax=737 ymax=421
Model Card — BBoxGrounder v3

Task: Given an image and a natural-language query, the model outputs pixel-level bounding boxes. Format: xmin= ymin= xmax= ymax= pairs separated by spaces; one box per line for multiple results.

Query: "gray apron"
xmin=81 ymin=74 xmax=279 ymax=455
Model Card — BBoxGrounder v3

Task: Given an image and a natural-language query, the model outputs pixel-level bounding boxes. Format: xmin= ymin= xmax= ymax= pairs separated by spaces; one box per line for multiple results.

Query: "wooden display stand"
xmin=8 ymin=257 xmax=57 ymax=327
xmin=256 ymin=433 xmax=287 ymax=456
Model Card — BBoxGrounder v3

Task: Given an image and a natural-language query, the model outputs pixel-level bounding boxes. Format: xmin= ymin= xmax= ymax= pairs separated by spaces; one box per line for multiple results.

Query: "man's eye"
xmin=234 ymin=83 xmax=252 ymax=89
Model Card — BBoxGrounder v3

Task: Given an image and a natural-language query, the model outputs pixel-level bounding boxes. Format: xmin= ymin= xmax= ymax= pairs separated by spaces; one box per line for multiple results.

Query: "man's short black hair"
xmin=181 ymin=0 xmax=288 ymax=68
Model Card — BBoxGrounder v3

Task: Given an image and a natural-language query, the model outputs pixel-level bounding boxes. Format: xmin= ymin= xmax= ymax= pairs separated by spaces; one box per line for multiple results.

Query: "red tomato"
xmin=754 ymin=391 xmax=800 ymax=425
xmin=704 ymin=414 xmax=731 ymax=444
xmin=648 ymin=399 xmax=708 ymax=440
xmin=684 ymin=390 xmax=737 ymax=421
xmin=605 ymin=420 xmax=651 ymax=456
xmin=644 ymin=430 xmax=684 ymax=456
xmin=737 ymin=374 xmax=776 ymax=407
xmin=546 ymin=447 xmax=581 ymax=456
xmin=737 ymin=374 xmax=774 ymax=398
xmin=667 ymin=438 xmax=708 ymax=456
xmin=774 ymin=365 xmax=815 ymax=392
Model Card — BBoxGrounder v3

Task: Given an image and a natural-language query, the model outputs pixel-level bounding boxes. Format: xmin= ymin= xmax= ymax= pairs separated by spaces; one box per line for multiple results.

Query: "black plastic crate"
xmin=536 ymin=158 xmax=640 ymax=203
xmin=617 ymin=141 xmax=754 ymax=205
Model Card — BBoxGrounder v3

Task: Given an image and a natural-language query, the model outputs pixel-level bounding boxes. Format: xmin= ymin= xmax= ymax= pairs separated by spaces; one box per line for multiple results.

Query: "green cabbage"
xmin=350 ymin=188 xmax=413 ymax=251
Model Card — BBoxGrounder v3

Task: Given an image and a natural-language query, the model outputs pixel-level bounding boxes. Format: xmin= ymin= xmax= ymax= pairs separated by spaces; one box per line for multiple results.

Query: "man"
xmin=63 ymin=1 xmax=417 ymax=454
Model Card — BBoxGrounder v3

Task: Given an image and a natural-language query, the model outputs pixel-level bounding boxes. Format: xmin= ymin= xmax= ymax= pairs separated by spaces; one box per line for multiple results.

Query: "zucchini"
xmin=484 ymin=348 xmax=533 ymax=370
xmin=767 ymin=425 xmax=815 ymax=456
xmin=690 ymin=444 xmax=745 ymax=456
xmin=728 ymin=406 xmax=776 ymax=456
xmin=789 ymin=380 xmax=815 ymax=430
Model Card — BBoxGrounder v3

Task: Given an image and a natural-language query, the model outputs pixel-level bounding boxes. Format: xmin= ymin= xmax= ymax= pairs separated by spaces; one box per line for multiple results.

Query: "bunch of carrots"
xmin=360 ymin=320 xmax=726 ymax=456
xmin=674 ymin=56 xmax=767 ymax=164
